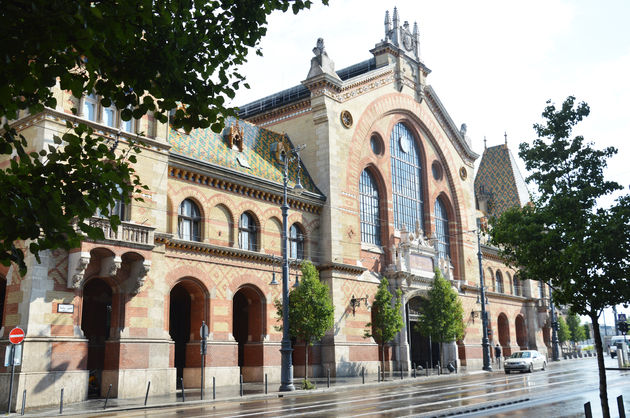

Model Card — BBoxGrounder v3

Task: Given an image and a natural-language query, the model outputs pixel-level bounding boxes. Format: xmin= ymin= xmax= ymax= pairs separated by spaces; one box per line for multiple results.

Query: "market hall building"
xmin=0 ymin=9 xmax=553 ymax=409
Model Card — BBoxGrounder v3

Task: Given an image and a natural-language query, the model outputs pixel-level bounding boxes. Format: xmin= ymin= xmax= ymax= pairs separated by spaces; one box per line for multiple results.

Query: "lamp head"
xmin=292 ymin=178 xmax=304 ymax=196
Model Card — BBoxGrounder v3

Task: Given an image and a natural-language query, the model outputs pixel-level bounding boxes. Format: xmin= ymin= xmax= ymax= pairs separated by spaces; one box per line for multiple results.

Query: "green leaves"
xmin=364 ymin=278 xmax=403 ymax=346
xmin=415 ymin=269 xmax=465 ymax=344
xmin=490 ymin=96 xmax=630 ymax=317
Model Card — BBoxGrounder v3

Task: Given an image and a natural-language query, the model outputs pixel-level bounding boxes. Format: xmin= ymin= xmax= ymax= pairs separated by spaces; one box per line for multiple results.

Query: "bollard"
xmin=584 ymin=401 xmax=592 ymax=418
xmin=327 ymin=368 xmax=330 ymax=388
xmin=426 ymin=362 xmax=429 ymax=377
xmin=20 ymin=389 xmax=26 ymax=416
xmin=618 ymin=395 xmax=626 ymax=418
xmin=213 ymin=377 xmax=216 ymax=400
xmin=413 ymin=366 xmax=416 ymax=379
xmin=265 ymin=374 xmax=268 ymax=394
xmin=377 ymin=366 xmax=380 ymax=383
xmin=103 ymin=384 xmax=112 ymax=409
xmin=400 ymin=363 xmax=403 ymax=380
xmin=240 ymin=375 xmax=243 ymax=397
xmin=59 ymin=388 xmax=64 ymax=415
xmin=144 ymin=381 xmax=151 ymax=406
xmin=362 ymin=367 xmax=365 ymax=384
xmin=181 ymin=378 xmax=186 ymax=402
xmin=437 ymin=362 xmax=441 ymax=375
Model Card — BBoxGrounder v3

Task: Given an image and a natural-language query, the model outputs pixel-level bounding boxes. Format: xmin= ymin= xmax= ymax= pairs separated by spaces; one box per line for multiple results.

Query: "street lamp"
xmin=549 ymin=287 xmax=560 ymax=361
xmin=277 ymin=142 xmax=305 ymax=392
xmin=476 ymin=220 xmax=492 ymax=372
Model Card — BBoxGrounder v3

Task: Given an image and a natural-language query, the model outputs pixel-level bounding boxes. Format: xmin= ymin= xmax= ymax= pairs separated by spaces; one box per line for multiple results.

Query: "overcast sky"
xmin=231 ymin=1 xmax=630 ymax=326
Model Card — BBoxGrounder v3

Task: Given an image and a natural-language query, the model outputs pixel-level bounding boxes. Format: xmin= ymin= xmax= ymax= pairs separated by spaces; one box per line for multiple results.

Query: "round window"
xmin=370 ymin=134 xmax=383 ymax=155
xmin=432 ymin=160 xmax=443 ymax=181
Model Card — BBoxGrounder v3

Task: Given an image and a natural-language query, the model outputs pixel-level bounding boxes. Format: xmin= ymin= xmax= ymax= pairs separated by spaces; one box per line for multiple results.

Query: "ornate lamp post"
xmin=476 ymin=220 xmax=492 ymax=371
xmin=277 ymin=142 xmax=305 ymax=392
xmin=549 ymin=287 xmax=560 ymax=361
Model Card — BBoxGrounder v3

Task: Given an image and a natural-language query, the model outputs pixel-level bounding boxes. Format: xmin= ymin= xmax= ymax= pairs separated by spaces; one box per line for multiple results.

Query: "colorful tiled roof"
xmin=168 ymin=117 xmax=321 ymax=196
xmin=474 ymin=144 xmax=529 ymax=218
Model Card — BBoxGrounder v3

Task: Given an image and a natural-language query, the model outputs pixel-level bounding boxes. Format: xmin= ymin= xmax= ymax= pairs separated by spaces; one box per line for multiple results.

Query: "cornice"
xmin=424 ymin=86 xmax=479 ymax=164
xmin=318 ymin=262 xmax=367 ymax=275
xmin=168 ymin=154 xmax=325 ymax=215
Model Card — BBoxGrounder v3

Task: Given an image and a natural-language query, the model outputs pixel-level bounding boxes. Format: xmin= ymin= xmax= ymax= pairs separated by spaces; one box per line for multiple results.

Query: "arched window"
xmin=359 ymin=169 xmax=381 ymax=245
xmin=390 ymin=123 xmax=423 ymax=231
xmin=495 ymin=271 xmax=504 ymax=293
xmin=513 ymin=275 xmax=521 ymax=296
xmin=434 ymin=198 xmax=450 ymax=260
xmin=289 ymin=224 xmax=304 ymax=259
xmin=178 ymin=199 xmax=201 ymax=241
xmin=239 ymin=212 xmax=257 ymax=251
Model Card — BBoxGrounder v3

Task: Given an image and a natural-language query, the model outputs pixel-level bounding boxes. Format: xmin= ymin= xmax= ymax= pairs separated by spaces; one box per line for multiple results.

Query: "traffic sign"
xmin=8 ymin=327 xmax=25 ymax=345
xmin=618 ymin=313 xmax=627 ymax=321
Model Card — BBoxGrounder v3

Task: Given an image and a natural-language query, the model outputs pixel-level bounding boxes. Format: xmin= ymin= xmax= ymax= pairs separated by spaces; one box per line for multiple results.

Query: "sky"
xmin=230 ymin=1 xmax=630 ymax=327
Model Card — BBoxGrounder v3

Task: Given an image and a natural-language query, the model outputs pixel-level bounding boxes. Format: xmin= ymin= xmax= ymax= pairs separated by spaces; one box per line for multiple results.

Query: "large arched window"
xmin=434 ymin=198 xmax=450 ymax=260
xmin=390 ymin=123 xmax=424 ymax=231
xmin=359 ymin=169 xmax=381 ymax=245
xmin=239 ymin=212 xmax=257 ymax=251
xmin=495 ymin=271 xmax=504 ymax=293
xmin=289 ymin=224 xmax=304 ymax=259
xmin=178 ymin=199 xmax=201 ymax=241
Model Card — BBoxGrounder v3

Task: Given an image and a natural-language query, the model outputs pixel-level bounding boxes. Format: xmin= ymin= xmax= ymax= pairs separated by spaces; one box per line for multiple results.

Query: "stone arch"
xmin=208 ymin=203 xmax=234 ymax=247
xmin=168 ymin=277 xmax=209 ymax=388
xmin=515 ymin=314 xmax=527 ymax=349
xmin=233 ymin=284 xmax=266 ymax=382
xmin=263 ymin=216 xmax=282 ymax=256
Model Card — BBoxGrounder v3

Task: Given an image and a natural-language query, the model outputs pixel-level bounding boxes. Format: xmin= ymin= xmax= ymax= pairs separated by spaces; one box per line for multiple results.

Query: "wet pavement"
xmin=15 ymin=356 xmax=630 ymax=417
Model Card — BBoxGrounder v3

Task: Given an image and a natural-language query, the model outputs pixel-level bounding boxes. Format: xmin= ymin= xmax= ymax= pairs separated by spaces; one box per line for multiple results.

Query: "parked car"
xmin=504 ymin=350 xmax=546 ymax=374
xmin=610 ymin=336 xmax=630 ymax=358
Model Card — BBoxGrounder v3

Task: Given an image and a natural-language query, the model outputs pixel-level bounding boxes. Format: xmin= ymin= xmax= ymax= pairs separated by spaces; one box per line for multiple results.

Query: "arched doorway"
xmin=169 ymin=279 xmax=207 ymax=388
xmin=81 ymin=278 xmax=113 ymax=398
xmin=406 ymin=296 xmax=439 ymax=369
xmin=515 ymin=315 xmax=527 ymax=349
xmin=233 ymin=285 xmax=265 ymax=382
xmin=497 ymin=313 xmax=511 ymax=356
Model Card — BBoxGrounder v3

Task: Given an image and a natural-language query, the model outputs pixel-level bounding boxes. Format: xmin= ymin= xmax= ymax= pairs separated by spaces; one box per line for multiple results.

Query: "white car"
xmin=504 ymin=350 xmax=546 ymax=374
xmin=610 ymin=336 xmax=630 ymax=358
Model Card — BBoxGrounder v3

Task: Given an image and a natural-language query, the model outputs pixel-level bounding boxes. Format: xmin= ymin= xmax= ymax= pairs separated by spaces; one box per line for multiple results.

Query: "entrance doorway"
xmin=407 ymin=296 xmax=439 ymax=369
xmin=81 ymin=278 xmax=112 ymax=398
xmin=169 ymin=283 xmax=191 ymax=387
xmin=232 ymin=285 xmax=265 ymax=381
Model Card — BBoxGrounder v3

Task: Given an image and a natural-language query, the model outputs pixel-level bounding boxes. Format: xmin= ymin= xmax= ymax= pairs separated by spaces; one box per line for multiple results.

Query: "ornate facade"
xmin=0 ymin=8 xmax=552 ymax=410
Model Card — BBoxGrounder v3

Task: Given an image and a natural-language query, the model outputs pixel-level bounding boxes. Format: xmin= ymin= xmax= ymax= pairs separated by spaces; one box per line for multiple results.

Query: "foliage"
xmin=300 ymin=378 xmax=316 ymax=390
xmin=490 ymin=96 xmax=630 ymax=417
xmin=364 ymin=277 xmax=403 ymax=375
xmin=1 ymin=0 xmax=326 ymax=272
xmin=415 ymin=268 xmax=465 ymax=344
xmin=274 ymin=261 xmax=334 ymax=380
xmin=566 ymin=313 xmax=586 ymax=343
xmin=557 ymin=316 xmax=571 ymax=346
xmin=583 ymin=324 xmax=591 ymax=341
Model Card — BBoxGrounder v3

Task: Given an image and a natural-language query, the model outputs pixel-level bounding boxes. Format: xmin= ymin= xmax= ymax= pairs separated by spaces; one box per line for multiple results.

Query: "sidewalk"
xmin=17 ymin=368 xmax=487 ymax=417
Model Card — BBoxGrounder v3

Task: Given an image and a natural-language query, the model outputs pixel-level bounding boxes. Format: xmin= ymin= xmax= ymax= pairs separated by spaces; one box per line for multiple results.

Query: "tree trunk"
xmin=590 ymin=311 xmax=610 ymax=418
xmin=381 ymin=344 xmax=385 ymax=380
xmin=304 ymin=342 xmax=309 ymax=381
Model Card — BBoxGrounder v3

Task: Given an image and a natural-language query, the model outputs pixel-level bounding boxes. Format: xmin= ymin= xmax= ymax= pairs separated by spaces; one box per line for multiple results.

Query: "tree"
xmin=364 ymin=277 xmax=403 ymax=378
xmin=415 ymin=268 xmax=465 ymax=369
xmin=1 ymin=0 xmax=326 ymax=273
xmin=490 ymin=96 xmax=630 ymax=417
xmin=566 ymin=313 xmax=585 ymax=344
xmin=274 ymin=261 xmax=334 ymax=386
xmin=557 ymin=316 xmax=571 ymax=348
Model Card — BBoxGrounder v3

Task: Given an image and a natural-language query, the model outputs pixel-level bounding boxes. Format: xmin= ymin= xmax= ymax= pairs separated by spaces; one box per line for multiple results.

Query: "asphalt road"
xmin=83 ymin=357 xmax=629 ymax=417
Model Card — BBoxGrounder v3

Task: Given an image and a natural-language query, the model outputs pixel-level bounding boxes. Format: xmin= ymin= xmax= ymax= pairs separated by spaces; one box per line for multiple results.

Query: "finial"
xmin=384 ymin=10 xmax=392 ymax=40
xmin=504 ymin=131 xmax=508 ymax=145
xmin=484 ymin=136 xmax=487 ymax=149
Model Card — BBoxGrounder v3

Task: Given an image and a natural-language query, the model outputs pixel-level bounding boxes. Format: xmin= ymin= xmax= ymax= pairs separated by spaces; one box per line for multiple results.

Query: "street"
xmin=73 ymin=357 xmax=628 ymax=417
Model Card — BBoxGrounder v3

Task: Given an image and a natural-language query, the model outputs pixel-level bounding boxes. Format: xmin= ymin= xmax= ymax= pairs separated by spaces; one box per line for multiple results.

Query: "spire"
xmin=384 ymin=10 xmax=392 ymax=41
xmin=413 ymin=21 xmax=419 ymax=59
xmin=392 ymin=7 xmax=399 ymax=46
